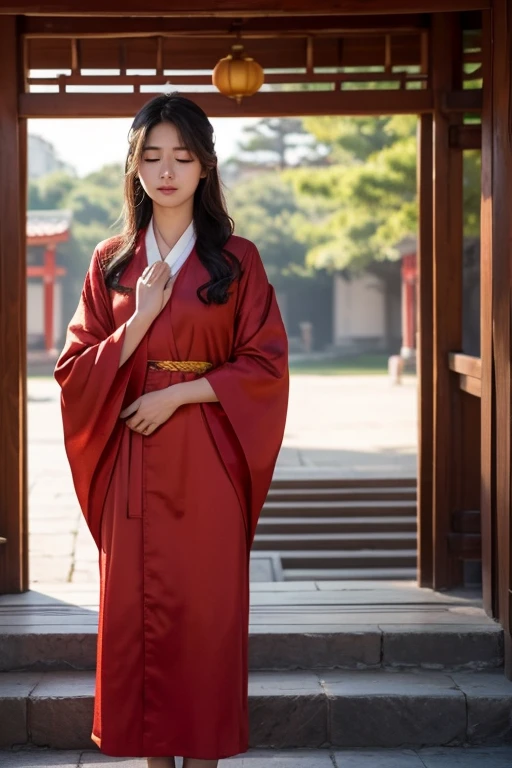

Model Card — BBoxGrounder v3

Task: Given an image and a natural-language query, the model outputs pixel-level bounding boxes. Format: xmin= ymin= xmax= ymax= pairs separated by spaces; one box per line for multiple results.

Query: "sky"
xmin=27 ymin=116 xmax=258 ymax=177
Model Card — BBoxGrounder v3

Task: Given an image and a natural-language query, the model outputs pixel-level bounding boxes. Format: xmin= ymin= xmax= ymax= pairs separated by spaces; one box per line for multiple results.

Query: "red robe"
xmin=54 ymin=231 xmax=289 ymax=759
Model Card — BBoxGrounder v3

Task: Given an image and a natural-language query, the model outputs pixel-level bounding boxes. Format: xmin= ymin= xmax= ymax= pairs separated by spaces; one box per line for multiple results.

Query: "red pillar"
xmin=401 ymin=252 xmax=417 ymax=359
xmin=43 ymin=245 xmax=56 ymax=353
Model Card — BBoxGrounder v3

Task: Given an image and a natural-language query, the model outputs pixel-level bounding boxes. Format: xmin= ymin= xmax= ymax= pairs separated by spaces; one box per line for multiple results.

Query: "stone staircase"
xmin=1 ymin=580 xmax=512 ymax=751
xmin=256 ymin=478 xmax=417 ymax=580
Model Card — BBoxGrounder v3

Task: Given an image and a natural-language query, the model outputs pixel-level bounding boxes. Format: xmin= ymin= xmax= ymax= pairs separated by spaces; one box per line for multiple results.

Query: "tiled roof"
xmin=27 ymin=210 xmax=72 ymax=238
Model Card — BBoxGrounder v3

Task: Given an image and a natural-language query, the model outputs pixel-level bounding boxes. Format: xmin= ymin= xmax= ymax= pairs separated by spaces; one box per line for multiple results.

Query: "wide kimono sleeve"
xmin=203 ymin=240 xmax=289 ymax=546
xmin=54 ymin=246 xmax=144 ymax=548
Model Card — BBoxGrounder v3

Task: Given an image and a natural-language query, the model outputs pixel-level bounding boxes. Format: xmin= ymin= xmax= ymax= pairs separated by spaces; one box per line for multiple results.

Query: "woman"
xmin=54 ymin=93 xmax=289 ymax=768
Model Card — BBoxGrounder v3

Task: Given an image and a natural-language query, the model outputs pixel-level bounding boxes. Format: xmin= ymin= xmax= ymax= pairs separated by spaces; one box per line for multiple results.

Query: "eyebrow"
xmin=142 ymin=145 xmax=190 ymax=151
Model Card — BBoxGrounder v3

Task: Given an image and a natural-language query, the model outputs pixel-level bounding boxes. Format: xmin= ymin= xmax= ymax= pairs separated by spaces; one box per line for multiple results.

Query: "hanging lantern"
xmin=212 ymin=42 xmax=264 ymax=104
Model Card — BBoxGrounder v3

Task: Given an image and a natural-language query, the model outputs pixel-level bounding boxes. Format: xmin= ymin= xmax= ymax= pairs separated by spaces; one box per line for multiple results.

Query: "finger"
xmin=141 ymin=263 xmax=162 ymax=279
xmin=120 ymin=406 xmax=138 ymax=419
xmin=155 ymin=263 xmax=172 ymax=282
xmin=142 ymin=262 xmax=166 ymax=281
xmin=130 ymin=421 xmax=146 ymax=432
xmin=134 ymin=422 xmax=155 ymax=435
xmin=120 ymin=398 xmax=140 ymax=419
xmin=121 ymin=406 xmax=138 ymax=419
xmin=144 ymin=264 xmax=170 ymax=288
xmin=127 ymin=415 xmax=146 ymax=431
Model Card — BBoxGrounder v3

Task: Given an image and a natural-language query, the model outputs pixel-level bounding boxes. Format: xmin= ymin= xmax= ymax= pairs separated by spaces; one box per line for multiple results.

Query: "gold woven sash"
xmin=147 ymin=359 xmax=212 ymax=374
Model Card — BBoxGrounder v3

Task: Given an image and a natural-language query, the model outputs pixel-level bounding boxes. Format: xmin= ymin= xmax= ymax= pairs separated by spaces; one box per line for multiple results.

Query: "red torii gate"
xmin=26 ymin=211 xmax=70 ymax=353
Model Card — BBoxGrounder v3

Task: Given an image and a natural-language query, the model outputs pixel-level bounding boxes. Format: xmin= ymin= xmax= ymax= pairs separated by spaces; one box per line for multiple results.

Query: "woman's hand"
xmin=135 ymin=261 xmax=175 ymax=321
xmin=120 ymin=387 xmax=183 ymax=435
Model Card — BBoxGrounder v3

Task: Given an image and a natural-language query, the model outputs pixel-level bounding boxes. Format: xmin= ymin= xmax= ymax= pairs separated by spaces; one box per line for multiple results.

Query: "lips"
xmin=158 ymin=186 xmax=177 ymax=191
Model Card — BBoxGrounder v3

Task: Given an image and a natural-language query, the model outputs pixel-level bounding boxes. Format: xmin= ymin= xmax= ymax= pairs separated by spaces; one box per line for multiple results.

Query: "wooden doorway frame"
xmin=0 ymin=0 xmax=510 ymax=669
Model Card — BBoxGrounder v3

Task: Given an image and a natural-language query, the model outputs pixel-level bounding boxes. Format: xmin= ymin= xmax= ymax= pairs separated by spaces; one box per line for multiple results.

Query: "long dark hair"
xmin=102 ymin=92 xmax=240 ymax=304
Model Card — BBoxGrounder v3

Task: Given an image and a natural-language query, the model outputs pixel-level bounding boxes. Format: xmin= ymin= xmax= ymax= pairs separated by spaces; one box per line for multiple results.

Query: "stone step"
xmin=2 ymin=747 xmax=512 ymax=767
xmin=284 ymin=567 xmax=418 ymax=581
xmin=266 ymin=488 xmax=417 ymax=503
xmin=279 ymin=549 xmax=417 ymax=569
xmin=1 ymin=668 xmax=511 ymax=749
xmin=257 ymin=516 xmax=417 ymax=535
xmin=261 ymin=500 xmax=417 ymax=518
xmin=253 ymin=532 xmax=417 ymax=551
xmin=0 ymin=620 xmax=501 ymax=674
xmin=270 ymin=477 xmax=417 ymax=490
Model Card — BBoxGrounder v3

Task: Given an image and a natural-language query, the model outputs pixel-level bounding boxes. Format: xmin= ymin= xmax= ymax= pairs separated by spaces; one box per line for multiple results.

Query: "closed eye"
xmin=143 ymin=158 xmax=193 ymax=163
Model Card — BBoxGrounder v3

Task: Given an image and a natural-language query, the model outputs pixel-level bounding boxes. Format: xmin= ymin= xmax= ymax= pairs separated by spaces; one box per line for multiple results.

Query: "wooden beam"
xmin=0 ymin=1 xmax=492 ymax=17
xmin=448 ymin=352 xmax=482 ymax=378
xmin=26 ymin=34 xmax=425 ymax=71
xmin=431 ymin=12 xmax=464 ymax=589
xmin=19 ymin=88 xmax=434 ymax=119
xmin=0 ymin=16 xmax=28 ymax=594
xmin=417 ymin=113 xmax=434 ymax=589
xmin=28 ymin=72 xmax=428 ymax=87
xmin=458 ymin=374 xmax=482 ymax=398
xmin=463 ymin=10 xmax=486 ymax=30
xmin=21 ymin=15 xmax=430 ymax=38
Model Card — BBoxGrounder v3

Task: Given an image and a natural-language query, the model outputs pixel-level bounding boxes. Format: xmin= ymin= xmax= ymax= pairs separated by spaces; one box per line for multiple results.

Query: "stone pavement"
xmin=277 ymin=374 xmax=417 ymax=476
xmin=2 ymin=747 xmax=512 ymax=767
xmin=27 ymin=374 xmax=417 ymax=586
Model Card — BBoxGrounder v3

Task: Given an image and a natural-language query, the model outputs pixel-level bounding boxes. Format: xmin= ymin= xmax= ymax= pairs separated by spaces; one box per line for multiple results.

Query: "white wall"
xmin=27 ymin=281 xmax=63 ymax=349
xmin=333 ymin=273 xmax=385 ymax=347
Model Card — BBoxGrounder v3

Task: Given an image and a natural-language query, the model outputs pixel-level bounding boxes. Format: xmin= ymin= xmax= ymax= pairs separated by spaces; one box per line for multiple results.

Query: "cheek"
xmin=137 ymin=170 xmax=150 ymax=194
xmin=137 ymin=164 xmax=158 ymax=193
xmin=184 ymin=166 xmax=204 ymax=189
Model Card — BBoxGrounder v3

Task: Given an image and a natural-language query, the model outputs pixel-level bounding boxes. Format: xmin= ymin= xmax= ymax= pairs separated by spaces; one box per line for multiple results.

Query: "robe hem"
xmin=90 ymin=731 xmax=249 ymax=760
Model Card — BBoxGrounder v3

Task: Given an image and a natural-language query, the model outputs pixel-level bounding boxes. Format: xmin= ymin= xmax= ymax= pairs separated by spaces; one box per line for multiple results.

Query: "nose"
xmin=160 ymin=167 xmax=174 ymax=179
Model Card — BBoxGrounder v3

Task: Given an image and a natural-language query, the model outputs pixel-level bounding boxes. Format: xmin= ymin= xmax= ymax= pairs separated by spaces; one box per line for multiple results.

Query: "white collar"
xmin=145 ymin=217 xmax=196 ymax=276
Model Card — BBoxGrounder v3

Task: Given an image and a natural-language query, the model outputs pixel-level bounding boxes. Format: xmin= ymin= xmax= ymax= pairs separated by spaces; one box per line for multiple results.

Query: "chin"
xmin=153 ymin=195 xmax=183 ymax=207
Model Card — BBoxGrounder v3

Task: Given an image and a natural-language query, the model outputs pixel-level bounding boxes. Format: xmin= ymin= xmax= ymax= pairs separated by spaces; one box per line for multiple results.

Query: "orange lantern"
xmin=212 ymin=43 xmax=264 ymax=103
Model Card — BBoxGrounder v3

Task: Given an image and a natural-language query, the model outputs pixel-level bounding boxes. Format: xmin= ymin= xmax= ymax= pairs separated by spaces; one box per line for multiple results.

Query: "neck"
xmin=151 ymin=202 xmax=194 ymax=250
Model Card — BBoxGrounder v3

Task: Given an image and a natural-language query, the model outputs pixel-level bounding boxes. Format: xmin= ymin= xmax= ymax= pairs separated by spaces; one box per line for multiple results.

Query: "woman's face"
xmin=137 ymin=121 xmax=206 ymax=211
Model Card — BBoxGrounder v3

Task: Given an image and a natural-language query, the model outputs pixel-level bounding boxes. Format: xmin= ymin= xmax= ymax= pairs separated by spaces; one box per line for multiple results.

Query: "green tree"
xmin=302 ymin=114 xmax=415 ymax=165
xmin=28 ymin=170 xmax=77 ymax=210
xmin=227 ymin=117 xmax=326 ymax=172
xmin=285 ymin=115 xmax=480 ymax=272
xmin=226 ymin=172 xmax=314 ymax=286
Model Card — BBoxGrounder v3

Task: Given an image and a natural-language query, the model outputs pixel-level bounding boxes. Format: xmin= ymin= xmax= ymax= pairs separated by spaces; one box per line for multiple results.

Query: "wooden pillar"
xmin=417 ymin=113 xmax=434 ymax=588
xmin=431 ymin=12 xmax=464 ymax=589
xmin=481 ymin=0 xmax=512 ymax=674
xmin=0 ymin=16 xmax=28 ymax=594
xmin=480 ymin=9 xmax=498 ymax=619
